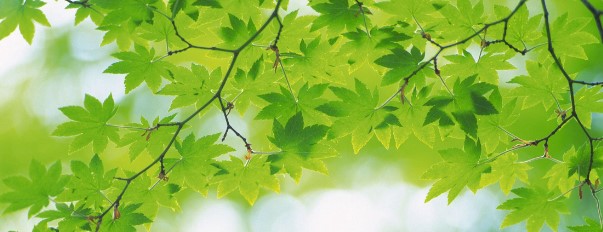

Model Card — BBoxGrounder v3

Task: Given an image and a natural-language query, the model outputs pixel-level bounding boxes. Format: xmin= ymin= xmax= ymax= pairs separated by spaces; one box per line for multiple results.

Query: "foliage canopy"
xmin=1 ymin=0 xmax=603 ymax=231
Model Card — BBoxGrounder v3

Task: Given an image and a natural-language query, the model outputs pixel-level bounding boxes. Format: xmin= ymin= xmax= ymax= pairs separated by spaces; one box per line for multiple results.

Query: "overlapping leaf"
xmin=317 ymin=79 xmax=402 ymax=153
xmin=158 ymin=64 xmax=222 ymax=110
xmin=213 ymin=155 xmax=280 ymax=205
xmin=423 ymin=136 xmax=490 ymax=203
xmin=56 ymin=155 xmax=117 ymax=209
xmin=267 ymin=112 xmax=335 ymax=181
xmin=498 ymin=187 xmax=568 ymax=232
xmin=170 ymin=133 xmax=234 ymax=195
xmin=99 ymin=203 xmax=152 ymax=232
xmin=374 ymin=46 xmax=424 ymax=86
xmin=36 ymin=203 xmax=92 ymax=232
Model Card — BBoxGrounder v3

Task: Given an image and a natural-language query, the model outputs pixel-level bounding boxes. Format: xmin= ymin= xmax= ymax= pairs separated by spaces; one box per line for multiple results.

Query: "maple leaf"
xmin=568 ymin=218 xmax=602 ymax=232
xmin=219 ymin=14 xmax=257 ymax=49
xmin=0 ymin=161 xmax=70 ymax=217
xmin=574 ymin=86 xmax=603 ymax=129
xmin=374 ymin=46 xmax=425 ymax=86
xmin=213 ymin=155 xmax=280 ymax=205
xmin=255 ymin=83 xmax=330 ymax=124
xmin=479 ymin=153 xmax=531 ymax=194
xmin=424 ymin=75 xmax=500 ymax=137
xmin=423 ymin=136 xmax=490 ymax=203
xmin=508 ymin=61 xmax=568 ymax=110
xmin=56 ymin=155 xmax=117 ymax=209
xmin=170 ymin=133 xmax=234 ymax=195
xmin=438 ymin=0 xmax=485 ymax=41
xmin=316 ymin=79 xmax=402 ymax=153
xmin=492 ymin=4 xmax=542 ymax=49
xmin=281 ymin=37 xmax=343 ymax=84
xmin=498 ymin=187 xmax=568 ymax=232
xmin=549 ymin=14 xmax=598 ymax=60
xmin=122 ymin=172 xmax=181 ymax=220
xmin=339 ymin=26 xmax=411 ymax=68
xmin=36 ymin=203 xmax=92 ymax=232
xmin=267 ymin=112 xmax=335 ymax=181
xmin=104 ymin=44 xmax=174 ymax=93
xmin=99 ymin=203 xmax=152 ymax=232
xmin=95 ymin=0 xmax=157 ymax=26
xmin=310 ymin=0 xmax=369 ymax=36
xmin=0 ymin=0 xmax=50 ymax=44
xmin=118 ymin=114 xmax=178 ymax=161
xmin=441 ymin=49 xmax=515 ymax=84
xmin=543 ymin=147 xmax=587 ymax=195
xmin=158 ymin=64 xmax=222 ymax=110
xmin=53 ymin=94 xmax=119 ymax=153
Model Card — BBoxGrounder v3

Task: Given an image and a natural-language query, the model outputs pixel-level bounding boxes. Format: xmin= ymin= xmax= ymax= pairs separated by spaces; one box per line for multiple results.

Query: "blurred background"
xmin=1 ymin=0 xmax=602 ymax=231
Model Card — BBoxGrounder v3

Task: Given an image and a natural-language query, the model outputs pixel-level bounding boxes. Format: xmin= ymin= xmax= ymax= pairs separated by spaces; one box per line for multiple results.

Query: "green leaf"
xmin=441 ymin=49 xmax=515 ymax=84
xmin=169 ymin=0 xmax=199 ymax=20
xmin=508 ymin=61 xmax=567 ymax=110
xmin=574 ymin=86 xmax=603 ymax=129
xmin=375 ymin=46 xmax=424 ymax=86
xmin=339 ymin=26 xmax=411 ymax=67
xmin=452 ymin=111 xmax=477 ymax=137
xmin=470 ymin=92 xmax=498 ymax=115
xmin=170 ymin=133 xmax=234 ymax=195
xmin=122 ymin=172 xmax=181 ymax=220
xmin=53 ymin=94 xmax=119 ymax=153
xmin=37 ymin=203 xmax=91 ymax=232
xmin=568 ymin=143 xmax=603 ymax=178
xmin=104 ymin=44 xmax=174 ymax=93
xmin=281 ymin=37 xmax=343 ymax=83
xmin=0 ymin=161 xmax=70 ymax=217
xmin=100 ymin=203 xmax=152 ymax=232
xmin=498 ymin=187 xmax=568 ymax=232
xmin=549 ymin=14 xmax=598 ymax=59
xmin=158 ymin=64 xmax=222 ymax=110
xmin=255 ymin=83 xmax=330 ymax=124
xmin=213 ymin=155 xmax=280 ymax=205
xmin=56 ymin=155 xmax=117 ymax=209
xmin=97 ymin=21 xmax=139 ymax=51
xmin=439 ymin=0 xmax=485 ymax=41
xmin=543 ymin=147 xmax=580 ymax=193
xmin=118 ymin=115 xmax=178 ymax=160
xmin=219 ymin=14 xmax=256 ymax=49
xmin=310 ymin=0 xmax=369 ymax=36
xmin=0 ymin=0 xmax=50 ymax=44
xmin=267 ymin=112 xmax=335 ymax=181
xmin=492 ymin=4 xmax=542 ymax=49
xmin=193 ymin=0 xmax=222 ymax=8
xmin=317 ymin=79 xmax=400 ymax=152
xmin=423 ymin=136 xmax=490 ymax=203
xmin=479 ymin=153 xmax=531 ymax=194
xmin=568 ymin=218 xmax=602 ymax=232
xmin=96 ymin=0 xmax=157 ymax=26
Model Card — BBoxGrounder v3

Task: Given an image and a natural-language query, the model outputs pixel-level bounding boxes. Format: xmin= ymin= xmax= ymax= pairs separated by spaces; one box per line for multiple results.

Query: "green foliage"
xmin=268 ymin=112 xmax=334 ymax=181
xmin=53 ymin=94 xmax=119 ymax=153
xmin=498 ymin=187 xmax=568 ymax=232
xmin=423 ymin=136 xmax=490 ymax=203
xmin=0 ymin=161 xmax=69 ymax=217
xmin=1 ymin=0 xmax=603 ymax=231
xmin=0 ymin=0 xmax=50 ymax=44
xmin=171 ymin=133 xmax=234 ymax=195
xmin=104 ymin=45 xmax=175 ymax=93
xmin=56 ymin=155 xmax=117 ymax=209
